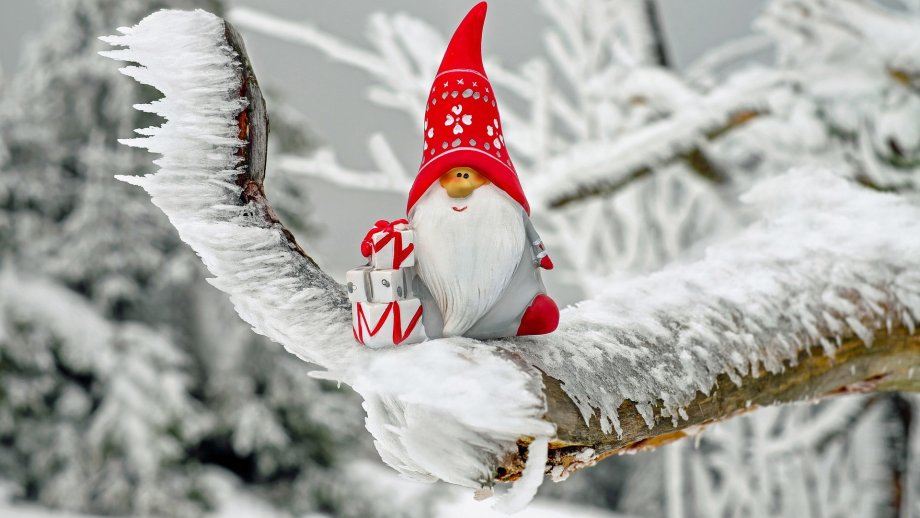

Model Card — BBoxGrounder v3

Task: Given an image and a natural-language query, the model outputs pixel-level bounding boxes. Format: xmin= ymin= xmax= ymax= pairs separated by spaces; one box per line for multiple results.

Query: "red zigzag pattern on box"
xmin=353 ymin=301 xmax=425 ymax=346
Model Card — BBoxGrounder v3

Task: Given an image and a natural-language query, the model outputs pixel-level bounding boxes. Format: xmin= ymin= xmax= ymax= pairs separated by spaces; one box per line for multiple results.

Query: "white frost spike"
xmin=98 ymin=9 xmax=361 ymax=369
xmin=353 ymin=342 xmax=554 ymax=491
xmin=492 ymin=436 xmax=549 ymax=514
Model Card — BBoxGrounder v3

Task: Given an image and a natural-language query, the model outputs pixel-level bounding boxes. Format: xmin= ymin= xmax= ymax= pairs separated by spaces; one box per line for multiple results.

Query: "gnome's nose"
xmin=440 ymin=167 xmax=490 ymax=199
xmin=445 ymin=178 xmax=477 ymax=199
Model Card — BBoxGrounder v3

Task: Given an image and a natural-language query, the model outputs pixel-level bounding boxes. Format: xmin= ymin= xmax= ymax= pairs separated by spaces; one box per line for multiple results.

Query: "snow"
xmin=528 ymin=68 xmax=782 ymax=208
xmin=0 ymin=478 xmax=280 ymax=518
xmin=0 ymin=272 xmax=208 ymax=515
xmin=0 ymin=269 xmax=114 ymax=375
xmin=505 ymin=169 xmax=920 ymax=434
xmin=492 ymin=437 xmax=550 ymax=514
xmin=0 ymin=475 xmax=631 ymax=518
xmin=348 ymin=341 xmax=553 ymax=489
xmin=439 ymin=494 xmax=634 ymax=518
xmin=277 ymin=145 xmax=410 ymax=195
xmin=667 ymin=397 xmax=893 ymax=516
xmin=0 ymin=482 xmax=107 ymax=518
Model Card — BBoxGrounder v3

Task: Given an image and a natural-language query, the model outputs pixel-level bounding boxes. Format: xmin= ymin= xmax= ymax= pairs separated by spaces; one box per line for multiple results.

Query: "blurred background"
xmin=0 ymin=0 xmax=918 ymax=517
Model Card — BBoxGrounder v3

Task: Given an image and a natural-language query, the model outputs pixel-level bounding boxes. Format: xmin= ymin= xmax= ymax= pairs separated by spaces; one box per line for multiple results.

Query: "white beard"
xmin=410 ymin=184 xmax=525 ymax=336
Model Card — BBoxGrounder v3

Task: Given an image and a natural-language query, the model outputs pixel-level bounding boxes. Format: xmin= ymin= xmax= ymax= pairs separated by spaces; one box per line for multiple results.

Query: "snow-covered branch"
xmin=227 ymin=6 xmax=389 ymax=79
xmin=100 ymin=10 xmax=356 ymax=371
xmin=275 ymin=140 xmax=410 ymax=194
xmin=516 ymin=327 xmax=919 ymax=482
xmin=531 ymin=72 xmax=775 ymax=208
xmin=103 ymin=9 xmax=920 ymax=510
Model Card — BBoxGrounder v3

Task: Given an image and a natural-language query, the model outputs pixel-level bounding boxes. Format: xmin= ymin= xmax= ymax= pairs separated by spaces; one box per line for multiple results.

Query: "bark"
xmin=226 ymin=21 xmax=318 ymax=267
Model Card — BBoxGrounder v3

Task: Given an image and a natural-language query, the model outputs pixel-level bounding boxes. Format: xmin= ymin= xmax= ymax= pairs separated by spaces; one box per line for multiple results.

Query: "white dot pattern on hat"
xmin=421 ymin=72 xmax=509 ymax=166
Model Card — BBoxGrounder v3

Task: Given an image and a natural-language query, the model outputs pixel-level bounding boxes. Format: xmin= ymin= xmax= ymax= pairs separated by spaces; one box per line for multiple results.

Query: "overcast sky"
xmin=0 ymin=0 xmax=765 ymax=288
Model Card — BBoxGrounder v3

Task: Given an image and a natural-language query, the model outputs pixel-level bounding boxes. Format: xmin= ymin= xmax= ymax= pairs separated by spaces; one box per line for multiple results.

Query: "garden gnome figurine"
xmin=405 ymin=2 xmax=560 ymax=339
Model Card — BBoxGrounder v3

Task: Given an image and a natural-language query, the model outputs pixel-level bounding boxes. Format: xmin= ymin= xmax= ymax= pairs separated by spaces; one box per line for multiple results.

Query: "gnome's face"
xmin=410 ymin=171 xmax=525 ymax=336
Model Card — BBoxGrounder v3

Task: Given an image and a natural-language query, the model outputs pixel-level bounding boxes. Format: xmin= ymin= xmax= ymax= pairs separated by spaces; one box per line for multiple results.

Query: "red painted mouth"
xmin=452 ymin=206 xmax=468 ymax=212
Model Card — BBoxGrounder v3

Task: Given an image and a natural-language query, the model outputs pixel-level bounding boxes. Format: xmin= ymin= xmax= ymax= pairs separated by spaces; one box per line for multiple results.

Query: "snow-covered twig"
xmin=685 ymin=34 xmax=773 ymax=85
xmin=531 ymin=71 xmax=778 ymax=208
xmin=228 ymin=6 xmax=438 ymax=126
xmin=228 ymin=6 xmax=389 ymax=78
xmin=276 ymin=139 xmax=411 ymax=194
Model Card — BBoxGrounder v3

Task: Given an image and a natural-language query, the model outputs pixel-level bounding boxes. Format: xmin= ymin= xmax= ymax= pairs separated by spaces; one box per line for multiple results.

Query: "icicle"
xmin=491 ymin=436 xmax=549 ymax=514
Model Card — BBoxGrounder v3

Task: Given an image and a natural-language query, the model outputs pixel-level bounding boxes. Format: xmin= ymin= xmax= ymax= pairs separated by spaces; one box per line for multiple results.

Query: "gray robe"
xmin=413 ymin=212 xmax=548 ymax=339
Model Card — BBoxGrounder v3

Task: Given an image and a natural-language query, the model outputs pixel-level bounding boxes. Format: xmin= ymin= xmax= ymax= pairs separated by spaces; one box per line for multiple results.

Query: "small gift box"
xmin=370 ymin=268 xmax=415 ymax=301
xmin=352 ymin=298 xmax=426 ymax=348
xmin=346 ymin=267 xmax=415 ymax=303
xmin=345 ymin=266 xmax=372 ymax=303
xmin=362 ymin=219 xmax=415 ymax=270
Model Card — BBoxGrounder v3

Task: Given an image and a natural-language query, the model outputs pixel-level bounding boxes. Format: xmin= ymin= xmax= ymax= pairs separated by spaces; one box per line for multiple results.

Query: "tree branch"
xmin=498 ymin=326 xmax=920 ymax=482
xmin=103 ymin=11 xmax=356 ymax=372
xmin=545 ymin=108 xmax=759 ymax=209
xmin=225 ymin=21 xmax=314 ymax=264
xmin=644 ymin=0 xmax=672 ymax=68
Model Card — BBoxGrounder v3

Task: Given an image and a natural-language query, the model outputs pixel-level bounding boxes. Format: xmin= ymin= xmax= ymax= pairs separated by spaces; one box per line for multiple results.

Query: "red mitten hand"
xmin=361 ymin=219 xmax=409 ymax=258
xmin=539 ymin=254 xmax=554 ymax=270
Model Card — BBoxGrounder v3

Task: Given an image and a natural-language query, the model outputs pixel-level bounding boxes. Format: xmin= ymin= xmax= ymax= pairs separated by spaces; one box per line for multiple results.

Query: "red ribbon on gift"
xmin=352 ymin=301 xmax=424 ymax=346
xmin=360 ymin=219 xmax=414 ymax=269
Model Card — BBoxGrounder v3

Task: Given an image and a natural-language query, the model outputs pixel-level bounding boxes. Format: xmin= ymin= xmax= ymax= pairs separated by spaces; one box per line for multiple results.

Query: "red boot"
xmin=516 ymin=294 xmax=560 ymax=336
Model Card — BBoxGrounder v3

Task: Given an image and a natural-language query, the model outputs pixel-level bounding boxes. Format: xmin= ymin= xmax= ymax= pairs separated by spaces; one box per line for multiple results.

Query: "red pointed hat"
xmin=407 ymin=2 xmax=530 ymax=215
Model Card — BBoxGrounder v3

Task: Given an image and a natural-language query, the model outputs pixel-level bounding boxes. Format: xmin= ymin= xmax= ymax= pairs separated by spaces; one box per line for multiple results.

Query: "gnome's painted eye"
xmin=456 ymin=172 xmax=462 ymax=178
xmin=463 ymin=173 xmax=470 ymax=179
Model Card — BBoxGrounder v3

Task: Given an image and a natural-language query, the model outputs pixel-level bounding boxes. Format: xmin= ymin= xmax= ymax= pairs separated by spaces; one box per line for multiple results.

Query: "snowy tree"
xmin=0 ymin=2 xmax=216 ymax=514
xmin=0 ymin=271 xmax=209 ymax=515
xmin=100 ymin=6 xmax=920 ymax=515
xmin=0 ymin=1 xmax=438 ymax=517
